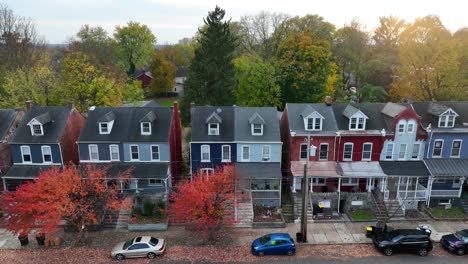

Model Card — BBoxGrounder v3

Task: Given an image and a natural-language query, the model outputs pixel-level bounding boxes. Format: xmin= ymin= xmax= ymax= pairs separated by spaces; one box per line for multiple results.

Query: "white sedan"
xmin=111 ymin=236 xmax=166 ymax=260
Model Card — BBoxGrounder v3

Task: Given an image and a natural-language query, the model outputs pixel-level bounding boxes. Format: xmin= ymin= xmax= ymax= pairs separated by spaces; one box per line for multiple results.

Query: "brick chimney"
xmin=25 ymin=100 xmax=33 ymax=109
xmin=325 ymin=96 xmax=332 ymax=106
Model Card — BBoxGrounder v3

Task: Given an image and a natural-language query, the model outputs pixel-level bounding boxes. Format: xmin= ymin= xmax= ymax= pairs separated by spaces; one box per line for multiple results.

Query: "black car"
xmin=373 ymin=229 xmax=433 ymax=256
xmin=440 ymin=229 xmax=468 ymax=256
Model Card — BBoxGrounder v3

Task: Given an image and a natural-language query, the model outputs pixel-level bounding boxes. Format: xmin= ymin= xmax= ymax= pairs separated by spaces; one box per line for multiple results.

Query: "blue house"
xmin=77 ymin=106 xmax=176 ymax=199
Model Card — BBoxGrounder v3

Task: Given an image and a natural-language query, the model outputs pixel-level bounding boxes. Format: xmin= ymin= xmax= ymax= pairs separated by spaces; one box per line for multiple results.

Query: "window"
xmin=252 ymin=124 xmax=263 ymax=135
xmin=221 ymin=145 xmax=230 ymax=162
xmin=407 ymin=122 xmax=415 ymax=133
xmin=148 ymin=178 xmax=163 ymax=186
xmin=130 ymin=145 xmax=139 ymax=160
xmin=242 ymin=145 xmax=250 ymax=161
xmin=343 ymin=143 xmax=353 ymax=161
xmin=312 ymin=177 xmax=326 ymax=186
xmin=141 ymin=122 xmax=151 ymax=135
xmin=350 ymin=117 xmax=365 ymax=130
xmin=300 ymin=144 xmax=308 ymax=160
xmin=200 ymin=168 xmax=214 ymax=176
xmin=42 ymin=146 xmax=52 ymax=163
xmin=412 ymin=143 xmax=420 ymax=159
xmin=433 ymin=140 xmax=443 ymax=157
xmin=398 ymin=144 xmax=407 ymax=160
xmin=319 ymin=144 xmax=328 ymax=160
xmin=342 ymin=178 xmax=359 ymax=186
xmin=32 ymin=124 xmax=43 ymax=135
xmin=362 ymin=143 xmax=372 ymax=160
xmin=306 ymin=117 xmax=322 ymax=130
xmin=451 ymin=140 xmax=462 ymax=157
xmin=262 ymin=145 xmax=270 ymax=161
xmin=385 ymin=143 xmax=394 ymax=160
xmin=439 ymin=114 xmax=456 ymax=128
xmin=89 ymin=145 xmax=99 ymax=161
xmin=208 ymin=123 xmax=219 ymax=135
xmin=21 ymin=146 xmax=32 ymax=163
xmin=151 ymin=145 xmax=160 ymax=160
xmin=99 ymin=123 xmax=109 ymax=134
xmin=201 ymin=145 xmax=210 ymax=162
xmin=397 ymin=123 xmax=405 ymax=133
xmin=109 ymin=144 xmax=119 ymax=161
xmin=350 ymin=118 xmax=357 ymax=129
xmin=128 ymin=244 xmax=149 ymax=250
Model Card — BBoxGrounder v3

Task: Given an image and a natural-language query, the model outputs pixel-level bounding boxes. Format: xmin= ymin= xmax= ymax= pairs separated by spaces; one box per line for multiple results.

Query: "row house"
xmin=3 ymin=103 xmax=85 ymax=191
xmin=190 ymin=106 xmax=282 ymax=208
xmin=77 ymin=104 xmax=181 ymax=200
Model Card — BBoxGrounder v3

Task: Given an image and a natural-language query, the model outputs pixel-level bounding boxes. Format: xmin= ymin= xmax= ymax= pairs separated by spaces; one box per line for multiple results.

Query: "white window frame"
xmin=141 ymin=122 xmax=151 ymax=135
xmin=300 ymin=143 xmax=308 ymax=160
xmin=407 ymin=121 xmax=415 ymax=133
xmin=31 ymin=124 xmax=44 ymax=136
xmin=397 ymin=122 xmax=405 ymax=133
xmin=306 ymin=117 xmax=322 ymax=131
xmin=89 ymin=144 xmax=99 ymax=161
xmin=343 ymin=143 xmax=353 ymax=161
xmin=151 ymin=145 xmax=160 ymax=161
xmin=398 ymin=144 xmax=407 ymax=160
xmin=385 ymin=143 xmax=394 ymax=160
xmin=319 ymin=143 xmax=328 ymax=160
xmin=201 ymin=145 xmax=210 ymax=162
xmin=242 ymin=145 xmax=250 ymax=161
xmin=130 ymin=145 xmax=139 ymax=161
xmin=148 ymin=178 xmax=163 ymax=186
xmin=312 ymin=177 xmax=326 ymax=186
xmin=342 ymin=178 xmax=359 ymax=186
xmin=362 ymin=143 xmax=372 ymax=161
xmin=99 ymin=122 xmax=110 ymax=134
xmin=109 ymin=144 xmax=120 ymax=161
xmin=41 ymin=145 xmax=52 ymax=163
xmin=450 ymin=140 xmax=462 ymax=158
xmin=251 ymin=124 xmax=263 ymax=136
xmin=411 ymin=143 xmax=421 ymax=160
xmin=21 ymin=145 xmax=32 ymax=163
xmin=432 ymin=140 xmax=443 ymax=158
xmin=221 ymin=145 xmax=231 ymax=162
xmin=208 ymin=123 xmax=219 ymax=135
xmin=349 ymin=114 xmax=367 ymax=131
xmin=200 ymin=168 xmax=214 ymax=176
xmin=262 ymin=145 xmax=270 ymax=161
xmin=438 ymin=110 xmax=457 ymax=128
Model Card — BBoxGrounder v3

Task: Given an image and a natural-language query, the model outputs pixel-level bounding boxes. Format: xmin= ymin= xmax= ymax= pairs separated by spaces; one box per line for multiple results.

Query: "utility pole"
xmin=300 ymin=134 xmax=310 ymax=242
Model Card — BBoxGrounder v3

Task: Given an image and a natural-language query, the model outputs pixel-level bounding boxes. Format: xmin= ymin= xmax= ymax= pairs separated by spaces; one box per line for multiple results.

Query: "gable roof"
xmin=342 ymin=104 xmax=362 ymax=118
xmin=285 ymin=103 xmax=338 ymax=135
xmin=33 ymin=112 xmax=52 ymax=124
xmin=300 ymin=105 xmax=318 ymax=118
xmin=10 ymin=106 xmax=72 ymax=144
xmin=411 ymin=101 xmax=468 ymax=129
xmin=381 ymin=102 xmax=406 ymax=118
xmin=78 ymin=107 xmax=172 ymax=143
xmin=205 ymin=111 xmax=222 ymax=124
xmin=176 ymin=67 xmax=188 ymax=78
xmin=427 ymin=102 xmax=449 ymax=116
xmin=0 ymin=109 xmax=19 ymax=140
xmin=332 ymin=103 xmax=387 ymax=132
xmin=235 ymin=107 xmax=280 ymax=141
xmin=97 ymin=111 xmax=116 ymax=123
xmin=191 ymin=106 xmax=234 ymax=142
xmin=140 ymin=111 xmax=157 ymax=123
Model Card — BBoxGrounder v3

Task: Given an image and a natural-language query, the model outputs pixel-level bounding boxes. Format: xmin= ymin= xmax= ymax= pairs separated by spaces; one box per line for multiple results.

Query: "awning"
xmin=424 ymin=159 xmax=468 ymax=177
xmin=291 ymin=161 xmax=339 ymax=177
xmin=379 ymin=161 xmax=430 ymax=176
xmin=338 ymin=162 xmax=386 ymax=178
xmin=235 ymin=162 xmax=282 ymax=179
xmin=3 ymin=165 xmax=60 ymax=179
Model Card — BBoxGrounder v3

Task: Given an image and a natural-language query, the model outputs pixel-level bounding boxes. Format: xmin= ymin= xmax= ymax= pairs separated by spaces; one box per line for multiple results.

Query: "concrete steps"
xmin=293 ymin=193 xmax=313 ymax=222
xmin=234 ymin=202 xmax=253 ymax=227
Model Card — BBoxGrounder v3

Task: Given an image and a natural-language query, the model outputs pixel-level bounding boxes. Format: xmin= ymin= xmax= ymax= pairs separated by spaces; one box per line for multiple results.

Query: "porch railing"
xmin=430 ymin=190 xmax=460 ymax=197
xmin=397 ymin=190 xmax=427 ymax=200
xmin=396 ymin=194 xmax=406 ymax=216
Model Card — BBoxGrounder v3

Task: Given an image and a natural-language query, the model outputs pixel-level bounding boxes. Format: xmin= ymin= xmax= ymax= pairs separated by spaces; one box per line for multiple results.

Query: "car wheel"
xmin=115 ymin=254 xmax=125 ymax=260
xmin=147 ymin=252 xmax=156 ymax=259
xmin=383 ymin=248 xmax=393 ymax=256
xmin=456 ymin=248 xmax=465 ymax=256
xmin=286 ymin=250 xmax=294 ymax=256
xmin=257 ymin=251 xmax=265 ymax=257
xmin=417 ymin=248 xmax=428 ymax=257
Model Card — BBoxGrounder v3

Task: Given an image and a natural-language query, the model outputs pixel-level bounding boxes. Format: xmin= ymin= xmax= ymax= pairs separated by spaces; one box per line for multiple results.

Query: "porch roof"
xmin=338 ymin=162 xmax=386 ymax=178
xmin=379 ymin=161 xmax=430 ymax=176
xmin=79 ymin=163 xmax=170 ymax=179
xmin=235 ymin=162 xmax=282 ymax=179
xmin=424 ymin=159 xmax=468 ymax=177
xmin=3 ymin=165 xmax=60 ymax=179
xmin=290 ymin=161 xmax=339 ymax=177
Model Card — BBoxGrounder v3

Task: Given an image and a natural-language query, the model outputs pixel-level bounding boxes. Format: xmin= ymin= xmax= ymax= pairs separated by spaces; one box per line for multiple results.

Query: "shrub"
xmin=143 ymin=201 xmax=156 ymax=216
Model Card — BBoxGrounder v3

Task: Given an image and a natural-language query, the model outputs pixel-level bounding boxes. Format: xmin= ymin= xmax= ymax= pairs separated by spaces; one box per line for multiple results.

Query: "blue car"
xmin=251 ymin=233 xmax=296 ymax=256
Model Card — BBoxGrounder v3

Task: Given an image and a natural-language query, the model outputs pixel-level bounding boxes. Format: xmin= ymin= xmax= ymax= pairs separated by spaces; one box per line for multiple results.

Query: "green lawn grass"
xmin=429 ymin=207 xmax=465 ymax=218
xmin=347 ymin=209 xmax=375 ymax=221
xmin=154 ymin=97 xmax=177 ymax=107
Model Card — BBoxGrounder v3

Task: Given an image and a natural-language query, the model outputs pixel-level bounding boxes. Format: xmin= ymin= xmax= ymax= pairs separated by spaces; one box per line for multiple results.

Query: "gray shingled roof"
xmin=235 ymin=162 xmax=281 ymax=179
xmin=332 ymin=103 xmax=388 ymax=131
xmin=342 ymin=105 xmax=361 ymax=118
xmin=140 ymin=111 xmax=157 ymax=123
xmin=81 ymin=163 xmax=169 ymax=179
xmin=424 ymin=159 xmax=468 ymax=177
xmin=10 ymin=106 xmax=72 ymax=144
xmin=300 ymin=105 xmax=317 ymax=118
xmin=285 ymin=103 xmax=338 ymax=135
xmin=3 ymin=165 xmax=59 ymax=178
xmin=0 ymin=109 xmax=19 ymax=140
xmin=412 ymin=102 xmax=468 ymax=129
xmin=379 ymin=161 xmax=430 ymax=176
xmin=427 ymin=102 xmax=449 ymax=116
xmin=206 ymin=112 xmax=222 ymax=124
xmin=248 ymin=112 xmax=266 ymax=125
xmin=191 ymin=106 xmax=234 ymax=142
xmin=235 ymin=107 xmax=280 ymax=141
xmin=381 ymin=102 xmax=406 ymax=117
xmin=34 ymin=112 xmax=52 ymax=124
xmin=78 ymin=107 xmax=172 ymax=143
xmin=97 ymin=111 xmax=116 ymax=122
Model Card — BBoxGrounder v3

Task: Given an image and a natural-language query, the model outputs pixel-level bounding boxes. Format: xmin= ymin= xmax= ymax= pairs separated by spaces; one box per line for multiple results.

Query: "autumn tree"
xmin=167 ymin=166 xmax=236 ymax=241
xmin=0 ymin=165 xmax=131 ymax=240
xmin=69 ymin=25 xmax=116 ymax=66
xmin=159 ymin=44 xmax=194 ymax=68
xmin=233 ymin=55 xmax=281 ymax=107
xmin=356 ymin=84 xmax=388 ymax=102
xmin=181 ymin=6 xmax=237 ymax=123
xmin=114 ymin=21 xmax=156 ymax=76
xmin=276 ymin=31 xmax=336 ymax=104
xmin=149 ymin=51 xmax=175 ymax=95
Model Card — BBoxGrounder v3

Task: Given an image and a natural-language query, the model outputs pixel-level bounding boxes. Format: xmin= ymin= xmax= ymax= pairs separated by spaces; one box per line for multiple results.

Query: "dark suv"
xmin=373 ymin=229 xmax=433 ymax=256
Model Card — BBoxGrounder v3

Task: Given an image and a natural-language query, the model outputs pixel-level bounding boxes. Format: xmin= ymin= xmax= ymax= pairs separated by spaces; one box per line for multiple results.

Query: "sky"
xmin=5 ymin=0 xmax=468 ymax=44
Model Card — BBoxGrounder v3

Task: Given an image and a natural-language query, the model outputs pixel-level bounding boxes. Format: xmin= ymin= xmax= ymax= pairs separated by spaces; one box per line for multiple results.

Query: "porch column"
xmin=426 ymin=176 xmax=434 ymax=206
xmin=458 ymin=177 xmax=466 ymax=197
xmin=337 ymin=177 xmax=342 ymax=213
xmin=292 ymin=177 xmax=297 ymax=193
xmin=405 ymin=177 xmax=409 ymax=199
xmin=135 ymin=179 xmax=139 ymax=194
xmin=310 ymin=176 xmax=313 ymax=193
xmin=2 ymin=178 xmax=6 ymax=192
xmin=119 ymin=180 xmax=123 ymax=193
xmin=415 ymin=177 xmax=419 ymax=199
xmin=397 ymin=177 xmax=402 ymax=198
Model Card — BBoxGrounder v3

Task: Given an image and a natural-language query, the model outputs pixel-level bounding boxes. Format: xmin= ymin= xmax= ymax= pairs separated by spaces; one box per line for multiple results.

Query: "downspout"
xmin=426 ymin=124 xmax=433 ymax=159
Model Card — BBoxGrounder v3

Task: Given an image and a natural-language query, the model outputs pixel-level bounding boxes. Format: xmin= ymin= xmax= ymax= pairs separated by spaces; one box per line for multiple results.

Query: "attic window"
xmin=306 ymin=118 xmax=322 ymax=131
xmin=141 ymin=122 xmax=151 ymax=135
xmin=349 ymin=117 xmax=365 ymax=130
xmin=32 ymin=124 xmax=43 ymax=136
xmin=208 ymin=123 xmax=219 ymax=135
xmin=99 ymin=123 xmax=109 ymax=134
xmin=438 ymin=115 xmax=456 ymax=128
xmin=252 ymin=124 xmax=263 ymax=135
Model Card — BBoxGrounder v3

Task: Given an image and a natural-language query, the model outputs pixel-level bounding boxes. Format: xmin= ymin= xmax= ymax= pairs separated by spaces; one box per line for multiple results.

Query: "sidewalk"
xmin=1 ymin=219 xmax=467 ymax=250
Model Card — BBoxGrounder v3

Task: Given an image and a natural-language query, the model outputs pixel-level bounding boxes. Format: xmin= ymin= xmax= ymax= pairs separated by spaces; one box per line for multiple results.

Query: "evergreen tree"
xmin=181 ymin=6 xmax=237 ymax=123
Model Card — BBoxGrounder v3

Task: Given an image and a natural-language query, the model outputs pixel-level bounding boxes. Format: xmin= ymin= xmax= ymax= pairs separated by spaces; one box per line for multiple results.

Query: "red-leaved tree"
xmin=167 ymin=166 xmax=237 ymax=241
xmin=0 ymin=165 xmax=132 ymax=240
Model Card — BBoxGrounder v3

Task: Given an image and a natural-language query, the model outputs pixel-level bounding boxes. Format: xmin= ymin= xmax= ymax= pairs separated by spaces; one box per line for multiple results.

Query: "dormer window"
xmin=32 ymin=124 xmax=43 ymax=135
xmin=27 ymin=113 xmax=50 ymax=136
xmin=437 ymin=109 xmax=458 ymax=128
xmin=99 ymin=122 xmax=109 ymax=134
xmin=141 ymin=122 xmax=151 ymax=135
xmin=252 ymin=124 xmax=263 ymax=136
xmin=97 ymin=111 xmax=115 ymax=134
xmin=301 ymin=106 xmax=324 ymax=131
xmin=350 ymin=117 xmax=365 ymax=130
xmin=306 ymin=117 xmax=322 ymax=130
xmin=208 ymin=123 xmax=219 ymax=135
xmin=343 ymin=105 xmax=367 ymax=131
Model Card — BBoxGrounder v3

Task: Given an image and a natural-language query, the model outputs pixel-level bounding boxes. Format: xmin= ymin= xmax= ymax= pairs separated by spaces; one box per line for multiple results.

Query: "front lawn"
xmin=428 ymin=207 xmax=465 ymax=218
xmin=347 ymin=210 xmax=375 ymax=221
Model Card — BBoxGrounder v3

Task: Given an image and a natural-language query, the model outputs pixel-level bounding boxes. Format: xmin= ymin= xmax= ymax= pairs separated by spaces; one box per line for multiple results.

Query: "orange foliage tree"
xmin=0 ymin=165 xmax=131 ymax=239
xmin=167 ymin=166 xmax=237 ymax=240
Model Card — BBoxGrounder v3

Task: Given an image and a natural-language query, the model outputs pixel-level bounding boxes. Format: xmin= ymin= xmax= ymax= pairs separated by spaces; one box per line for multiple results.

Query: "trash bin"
xmin=296 ymin=232 xmax=303 ymax=242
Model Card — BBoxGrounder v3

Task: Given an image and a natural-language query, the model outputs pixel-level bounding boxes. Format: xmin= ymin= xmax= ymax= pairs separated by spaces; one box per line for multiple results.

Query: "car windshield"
xmin=259 ymin=235 xmax=270 ymax=245
xmin=149 ymin=237 xmax=159 ymax=246
xmin=388 ymin=232 xmax=402 ymax=241
xmin=123 ymin=239 xmax=134 ymax=249
xmin=455 ymin=230 xmax=468 ymax=240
